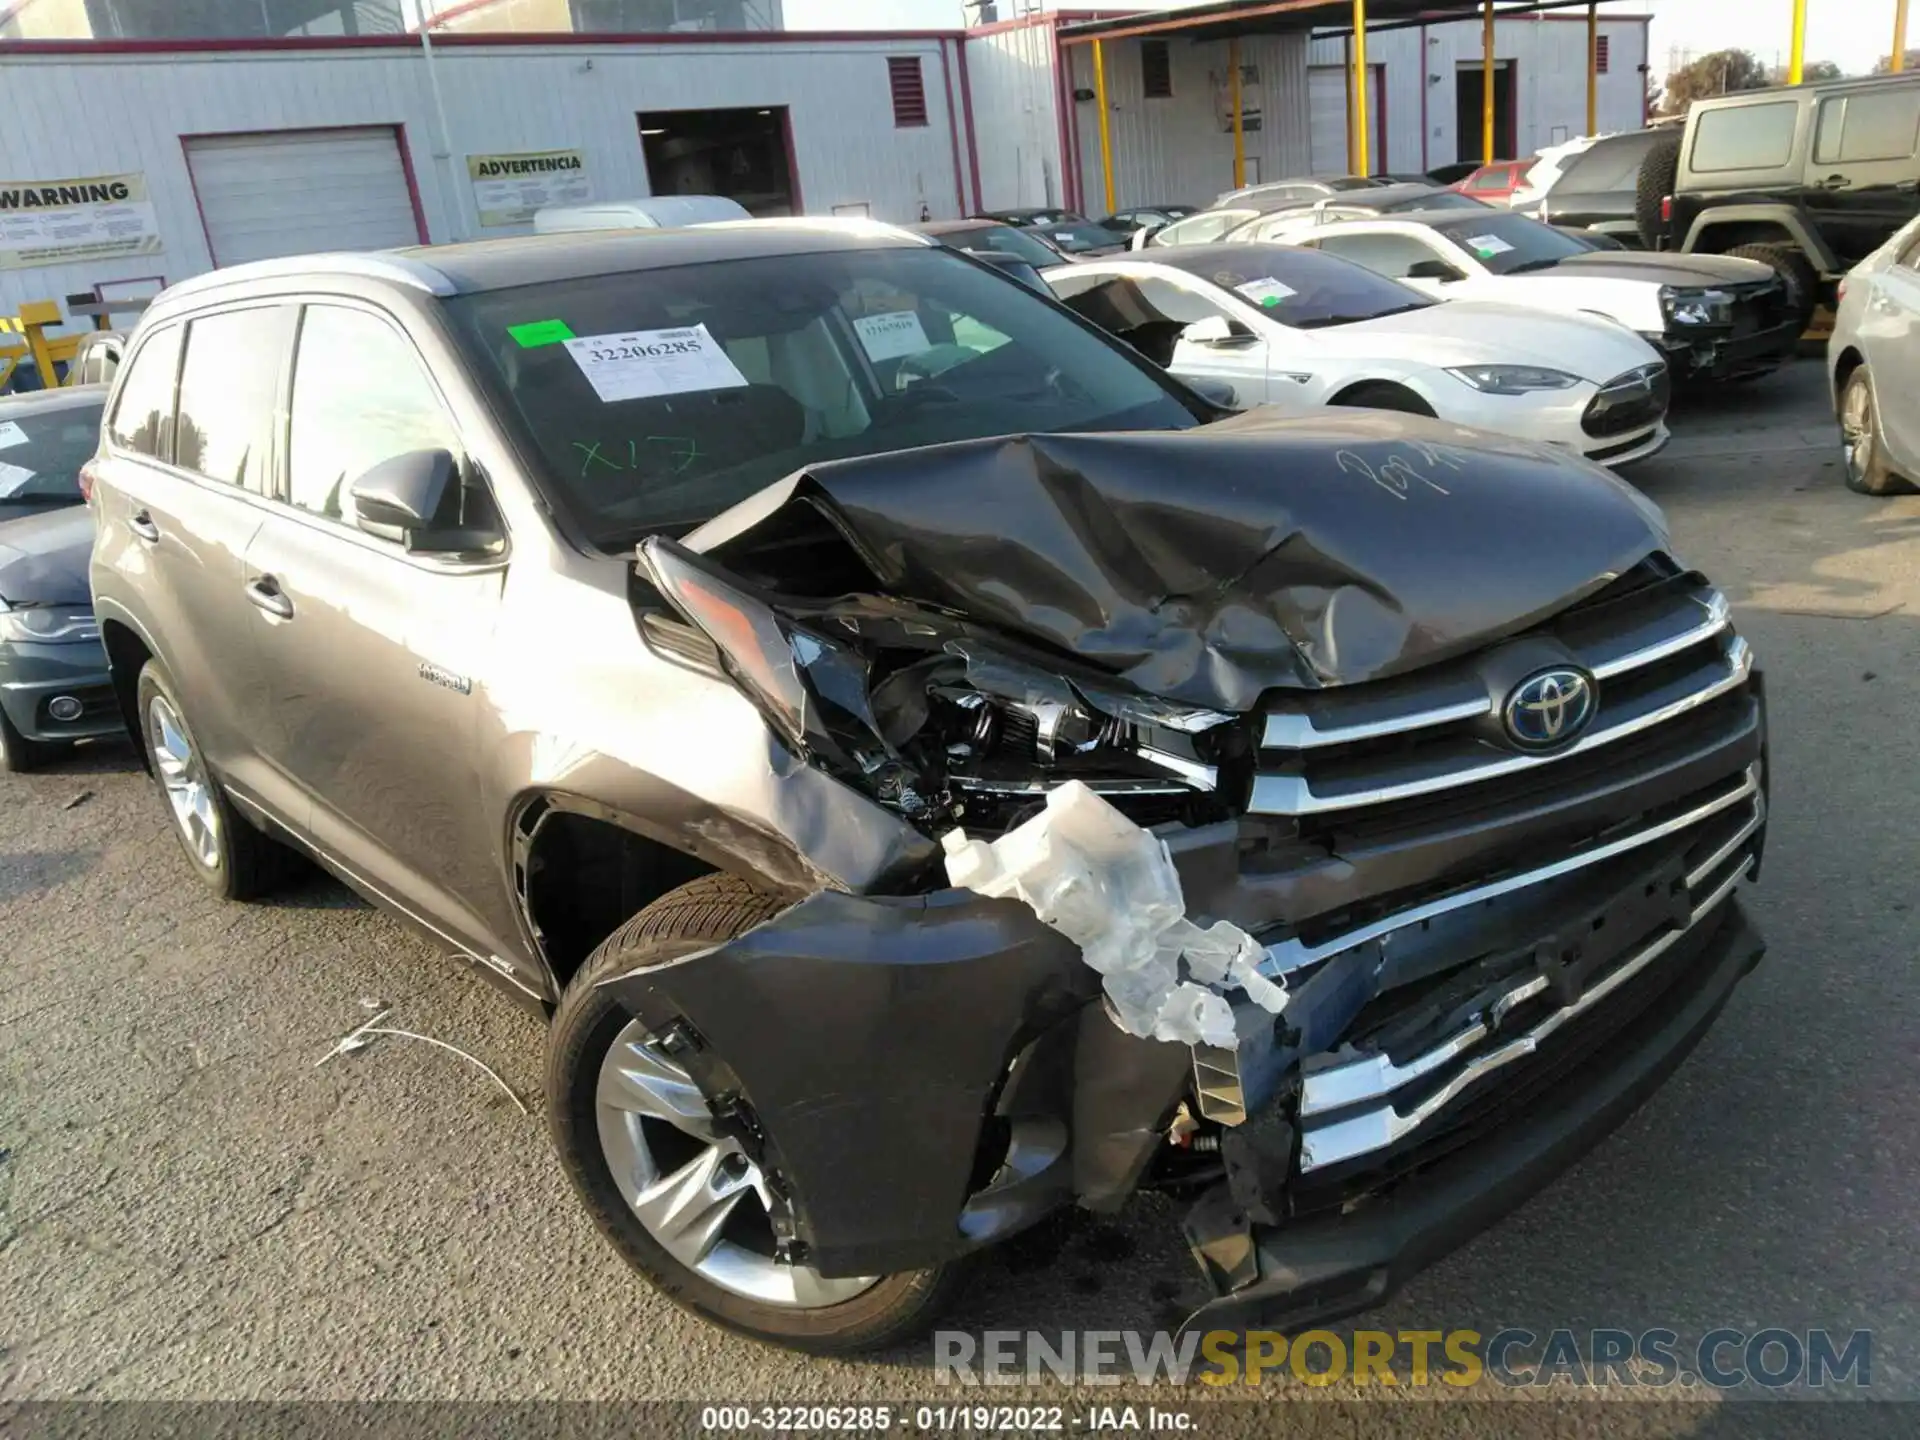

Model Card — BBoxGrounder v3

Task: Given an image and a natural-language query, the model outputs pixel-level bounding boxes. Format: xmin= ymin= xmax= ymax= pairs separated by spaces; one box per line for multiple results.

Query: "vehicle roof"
xmin=976 ymin=207 xmax=1075 ymax=220
xmin=1687 ymin=69 xmax=1920 ymax=113
xmin=913 ymin=219 xmax=1007 ymax=238
xmin=0 ymin=384 xmax=108 ymax=417
xmin=1077 ymin=242 xmax=1303 ymax=276
xmin=1334 ymin=182 xmax=1452 ymax=208
xmin=151 ymin=223 xmax=927 ymax=308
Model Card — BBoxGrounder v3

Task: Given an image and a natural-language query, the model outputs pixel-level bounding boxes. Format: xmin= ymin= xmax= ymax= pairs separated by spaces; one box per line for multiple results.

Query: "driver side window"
xmin=287 ymin=305 xmax=460 ymax=533
xmin=1049 ymin=273 xmax=1235 ymax=366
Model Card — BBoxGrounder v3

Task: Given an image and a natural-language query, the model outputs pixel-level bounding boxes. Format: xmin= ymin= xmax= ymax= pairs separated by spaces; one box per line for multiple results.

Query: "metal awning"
xmin=1057 ymin=0 xmax=1611 ymax=44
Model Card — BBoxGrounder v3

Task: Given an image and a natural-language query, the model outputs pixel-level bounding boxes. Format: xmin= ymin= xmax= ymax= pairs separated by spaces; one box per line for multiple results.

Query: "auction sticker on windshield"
xmin=1236 ymin=277 xmax=1296 ymax=307
xmin=1465 ymin=234 xmax=1515 ymax=258
xmin=0 ymin=421 xmax=28 ymax=451
xmin=853 ymin=309 xmax=932 ymax=362
xmin=0 ymin=460 xmax=36 ymax=495
xmin=563 ymin=324 xmax=748 ymax=403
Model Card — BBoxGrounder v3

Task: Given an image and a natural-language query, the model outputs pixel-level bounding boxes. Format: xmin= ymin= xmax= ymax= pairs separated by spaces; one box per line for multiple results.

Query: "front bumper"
xmin=1180 ymin=898 xmax=1764 ymax=1335
xmin=0 ymin=638 xmax=121 ymax=744
xmin=1647 ymin=316 xmax=1799 ymax=382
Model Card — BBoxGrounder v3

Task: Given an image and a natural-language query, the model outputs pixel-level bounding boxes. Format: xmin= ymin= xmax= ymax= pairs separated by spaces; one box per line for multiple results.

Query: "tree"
xmin=1792 ymin=59 xmax=1845 ymax=82
xmin=1658 ymin=49 xmax=1770 ymax=115
xmin=1874 ymin=50 xmax=1920 ymax=74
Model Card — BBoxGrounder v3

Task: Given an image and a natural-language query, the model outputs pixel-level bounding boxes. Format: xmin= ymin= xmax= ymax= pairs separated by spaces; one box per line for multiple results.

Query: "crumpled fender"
xmin=598 ymin=886 xmax=1190 ymax=1277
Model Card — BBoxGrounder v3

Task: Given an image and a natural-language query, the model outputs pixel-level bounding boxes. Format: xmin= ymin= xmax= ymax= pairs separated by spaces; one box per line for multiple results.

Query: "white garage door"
xmin=185 ymin=127 xmax=422 ymax=268
xmin=1309 ymin=65 xmax=1385 ymax=176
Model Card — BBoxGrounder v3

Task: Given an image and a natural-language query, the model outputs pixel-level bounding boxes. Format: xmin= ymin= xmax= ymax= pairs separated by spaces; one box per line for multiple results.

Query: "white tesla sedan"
xmin=1263 ymin=210 xmax=1798 ymax=386
xmin=1045 ymin=244 xmax=1671 ymax=467
xmin=1829 ymin=214 xmax=1920 ymax=496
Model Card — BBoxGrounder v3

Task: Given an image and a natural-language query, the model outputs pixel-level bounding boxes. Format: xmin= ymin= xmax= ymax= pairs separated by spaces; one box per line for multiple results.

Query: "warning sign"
xmin=468 ymin=149 xmax=592 ymax=227
xmin=0 ymin=173 xmax=163 ymax=271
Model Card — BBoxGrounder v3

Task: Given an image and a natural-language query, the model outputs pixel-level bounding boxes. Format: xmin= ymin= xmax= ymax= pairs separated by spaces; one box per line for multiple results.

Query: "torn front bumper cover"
xmin=1179 ymin=893 xmax=1765 ymax=1336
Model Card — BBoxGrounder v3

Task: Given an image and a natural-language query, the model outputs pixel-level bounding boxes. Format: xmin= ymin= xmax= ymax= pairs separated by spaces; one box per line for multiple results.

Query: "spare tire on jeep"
xmin=1635 ymin=133 xmax=1680 ymax=249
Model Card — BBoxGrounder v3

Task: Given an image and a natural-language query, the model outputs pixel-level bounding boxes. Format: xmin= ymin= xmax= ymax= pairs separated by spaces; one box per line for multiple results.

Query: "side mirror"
xmin=349 ymin=449 xmax=498 ymax=554
xmin=1180 ymin=314 xmax=1255 ymax=347
xmin=1407 ymin=259 xmax=1466 ymax=282
xmin=1133 ymin=223 xmax=1165 ymax=249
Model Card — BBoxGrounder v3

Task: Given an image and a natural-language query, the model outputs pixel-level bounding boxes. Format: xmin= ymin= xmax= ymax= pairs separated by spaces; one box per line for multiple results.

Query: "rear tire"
xmin=1839 ymin=366 xmax=1917 ymax=497
xmin=547 ymin=873 xmax=965 ymax=1353
xmin=1634 ymin=134 xmax=1680 ymax=249
xmin=135 ymin=660 xmax=293 ymax=901
xmin=0 ymin=705 xmax=63 ymax=773
xmin=1332 ymin=382 xmax=1436 ymax=417
xmin=1723 ymin=242 xmax=1819 ymax=332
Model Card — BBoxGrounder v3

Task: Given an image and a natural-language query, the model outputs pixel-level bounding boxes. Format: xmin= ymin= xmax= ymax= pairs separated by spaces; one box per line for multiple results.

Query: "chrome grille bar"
xmin=1260 ymin=765 xmax=1760 ymax=978
xmin=1259 ymin=589 xmax=1730 ymax=751
xmin=1297 ymin=856 xmax=1753 ymax=1173
xmin=1249 ymin=635 xmax=1751 ymax=817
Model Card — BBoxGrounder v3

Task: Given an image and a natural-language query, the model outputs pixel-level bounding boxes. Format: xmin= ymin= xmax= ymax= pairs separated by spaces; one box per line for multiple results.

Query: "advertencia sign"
xmin=0 ymin=173 xmax=163 ymax=270
xmin=468 ymin=150 xmax=592 ymax=227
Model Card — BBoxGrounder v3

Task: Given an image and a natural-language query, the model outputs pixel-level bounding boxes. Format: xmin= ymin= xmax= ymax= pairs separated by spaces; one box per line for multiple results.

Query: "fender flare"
xmin=1682 ymin=205 xmax=1838 ymax=274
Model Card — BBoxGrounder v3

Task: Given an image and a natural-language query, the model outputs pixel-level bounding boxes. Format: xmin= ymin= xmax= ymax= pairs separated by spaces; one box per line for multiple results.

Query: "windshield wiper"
xmin=1294 ymin=303 xmax=1427 ymax=329
xmin=1504 ymin=258 xmax=1564 ymax=274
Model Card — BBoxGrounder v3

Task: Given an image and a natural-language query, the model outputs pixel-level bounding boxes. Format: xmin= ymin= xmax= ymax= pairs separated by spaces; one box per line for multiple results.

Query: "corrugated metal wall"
xmin=1061 ymin=31 xmax=1313 ymax=216
xmin=1308 ymin=16 xmax=1649 ymax=173
xmin=0 ymin=37 xmax=963 ymax=322
xmin=963 ymin=21 xmax=1065 ymax=213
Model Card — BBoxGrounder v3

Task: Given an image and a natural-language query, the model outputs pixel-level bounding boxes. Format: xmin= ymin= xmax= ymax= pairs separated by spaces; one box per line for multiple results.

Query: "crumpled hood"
xmin=0 ymin=504 xmax=94 ymax=607
xmin=1318 ymin=299 xmax=1657 ymax=379
xmin=680 ymin=407 xmax=1668 ymax=712
xmin=1546 ymin=250 xmax=1778 ymax=287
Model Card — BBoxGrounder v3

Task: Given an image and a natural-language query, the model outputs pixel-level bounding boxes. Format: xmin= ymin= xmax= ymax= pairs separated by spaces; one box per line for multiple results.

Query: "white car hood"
xmin=1315 ymin=300 xmax=1659 ymax=381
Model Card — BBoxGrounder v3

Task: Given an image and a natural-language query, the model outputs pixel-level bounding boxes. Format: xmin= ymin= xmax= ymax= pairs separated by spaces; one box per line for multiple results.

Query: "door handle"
xmin=1819 ymin=174 xmax=1853 ymax=190
xmin=244 ymin=576 xmax=294 ymax=620
xmin=126 ymin=511 xmax=160 ymax=543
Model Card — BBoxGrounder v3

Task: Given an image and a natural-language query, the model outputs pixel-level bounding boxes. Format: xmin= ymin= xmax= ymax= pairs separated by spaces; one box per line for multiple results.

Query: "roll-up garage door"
xmin=185 ymin=127 xmax=423 ymax=267
xmin=1309 ymin=65 xmax=1385 ymax=176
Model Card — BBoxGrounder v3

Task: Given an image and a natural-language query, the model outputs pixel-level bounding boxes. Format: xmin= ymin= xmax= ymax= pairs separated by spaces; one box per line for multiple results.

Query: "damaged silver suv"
xmin=88 ymin=223 xmax=1768 ymax=1353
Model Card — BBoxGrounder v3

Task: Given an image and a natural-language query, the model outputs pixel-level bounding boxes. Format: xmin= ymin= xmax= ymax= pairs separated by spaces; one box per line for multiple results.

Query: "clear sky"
xmin=783 ymin=0 xmax=1908 ymax=78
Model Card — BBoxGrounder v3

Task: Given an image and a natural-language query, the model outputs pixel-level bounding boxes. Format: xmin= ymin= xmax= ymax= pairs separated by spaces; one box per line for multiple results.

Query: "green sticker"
xmin=509 ymin=319 xmax=576 ymax=348
xmin=1260 ymin=295 xmax=1283 ymax=307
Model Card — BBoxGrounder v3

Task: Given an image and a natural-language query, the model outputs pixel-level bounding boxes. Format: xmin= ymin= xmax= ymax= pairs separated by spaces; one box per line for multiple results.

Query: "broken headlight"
xmin=639 ymin=535 xmax=1236 ymax=833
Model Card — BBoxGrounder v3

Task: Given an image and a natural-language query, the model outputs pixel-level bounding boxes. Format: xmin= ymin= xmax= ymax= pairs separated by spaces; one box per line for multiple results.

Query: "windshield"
xmin=1432 ymin=212 xmax=1593 ymax=274
xmin=447 ymin=246 xmax=1201 ymax=544
xmin=957 ymin=224 xmax=1063 ymax=269
xmin=1382 ymin=191 xmax=1489 ymax=213
xmin=0 ymin=399 xmax=103 ymax=509
xmin=1157 ymin=245 xmax=1435 ymax=329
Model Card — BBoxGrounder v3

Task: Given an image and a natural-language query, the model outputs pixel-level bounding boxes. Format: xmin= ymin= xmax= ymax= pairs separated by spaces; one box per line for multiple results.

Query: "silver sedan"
xmin=1830 ymin=216 xmax=1920 ymax=497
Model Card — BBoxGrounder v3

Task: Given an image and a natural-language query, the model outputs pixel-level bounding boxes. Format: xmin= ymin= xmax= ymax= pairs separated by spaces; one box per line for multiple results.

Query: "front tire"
xmin=136 ymin=660 xmax=292 ymax=900
xmin=547 ymin=873 xmax=964 ymax=1353
xmin=1839 ymin=366 xmax=1916 ymax=497
xmin=1724 ymin=242 xmax=1819 ymax=333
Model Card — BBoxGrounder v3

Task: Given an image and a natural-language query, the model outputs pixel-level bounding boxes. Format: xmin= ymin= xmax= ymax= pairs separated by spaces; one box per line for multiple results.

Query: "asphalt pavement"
xmin=2 ymin=357 xmax=1915 ymax=1421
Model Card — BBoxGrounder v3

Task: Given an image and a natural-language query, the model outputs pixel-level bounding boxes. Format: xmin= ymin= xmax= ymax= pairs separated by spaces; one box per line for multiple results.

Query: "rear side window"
xmin=287 ymin=305 xmax=458 ymax=527
xmin=1814 ymin=89 xmax=1920 ymax=165
xmin=106 ymin=325 xmax=181 ymax=458
xmin=174 ymin=305 xmax=297 ymax=489
xmin=1691 ymin=102 xmax=1799 ymax=172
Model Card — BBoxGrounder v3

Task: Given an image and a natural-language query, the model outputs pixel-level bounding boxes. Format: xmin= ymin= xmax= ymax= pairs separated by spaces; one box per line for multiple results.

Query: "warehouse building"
xmin=0 ymin=0 xmax=1649 ymax=333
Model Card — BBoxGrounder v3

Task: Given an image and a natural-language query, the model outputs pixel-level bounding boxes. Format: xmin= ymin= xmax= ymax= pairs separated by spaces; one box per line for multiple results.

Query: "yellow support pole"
xmin=18 ymin=300 xmax=64 ymax=391
xmin=1788 ymin=0 xmax=1806 ymax=83
xmin=1895 ymin=0 xmax=1911 ymax=72
xmin=1353 ymin=0 xmax=1370 ymax=177
xmin=1230 ymin=37 xmax=1246 ymax=189
xmin=1587 ymin=3 xmax=1599 ymax=136
xmin=1344 ymin=34 xmax=1356 ymax=172
xmin=1093 ymin=38 xmax=1117 ymax=217
xmin=1483 ymin=0 xmax=1496 ymax=163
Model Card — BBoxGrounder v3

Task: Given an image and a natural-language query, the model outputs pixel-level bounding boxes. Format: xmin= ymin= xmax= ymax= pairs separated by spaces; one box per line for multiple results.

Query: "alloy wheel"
xmin=147 ymin=694 xmax=222 ymax=869
xmin=596 ymin=1020 xmax=877 ymax=1308
xmin=1842 ymin=377 xmax=1876 ymax=489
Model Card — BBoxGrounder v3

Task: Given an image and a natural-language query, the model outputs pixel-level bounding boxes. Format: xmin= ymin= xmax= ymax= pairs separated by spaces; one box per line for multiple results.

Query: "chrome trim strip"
xmin=1590 ymin=591 xmax=1731 ymax=679
xmin=1299 ymin=860 xmax=1749 ymax=1173
xmin=1250 ymin=636 xmax=1751 ymax=816
xmin=1259 ymin=590 xmax=1730 ymax=752
xmin=1260 ymin=766 xmax=1760 ymax=978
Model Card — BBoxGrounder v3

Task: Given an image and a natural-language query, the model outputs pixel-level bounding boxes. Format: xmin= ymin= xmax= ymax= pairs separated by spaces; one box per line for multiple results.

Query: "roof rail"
xmin=157 ymin=251 xmax=459 ymax=301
